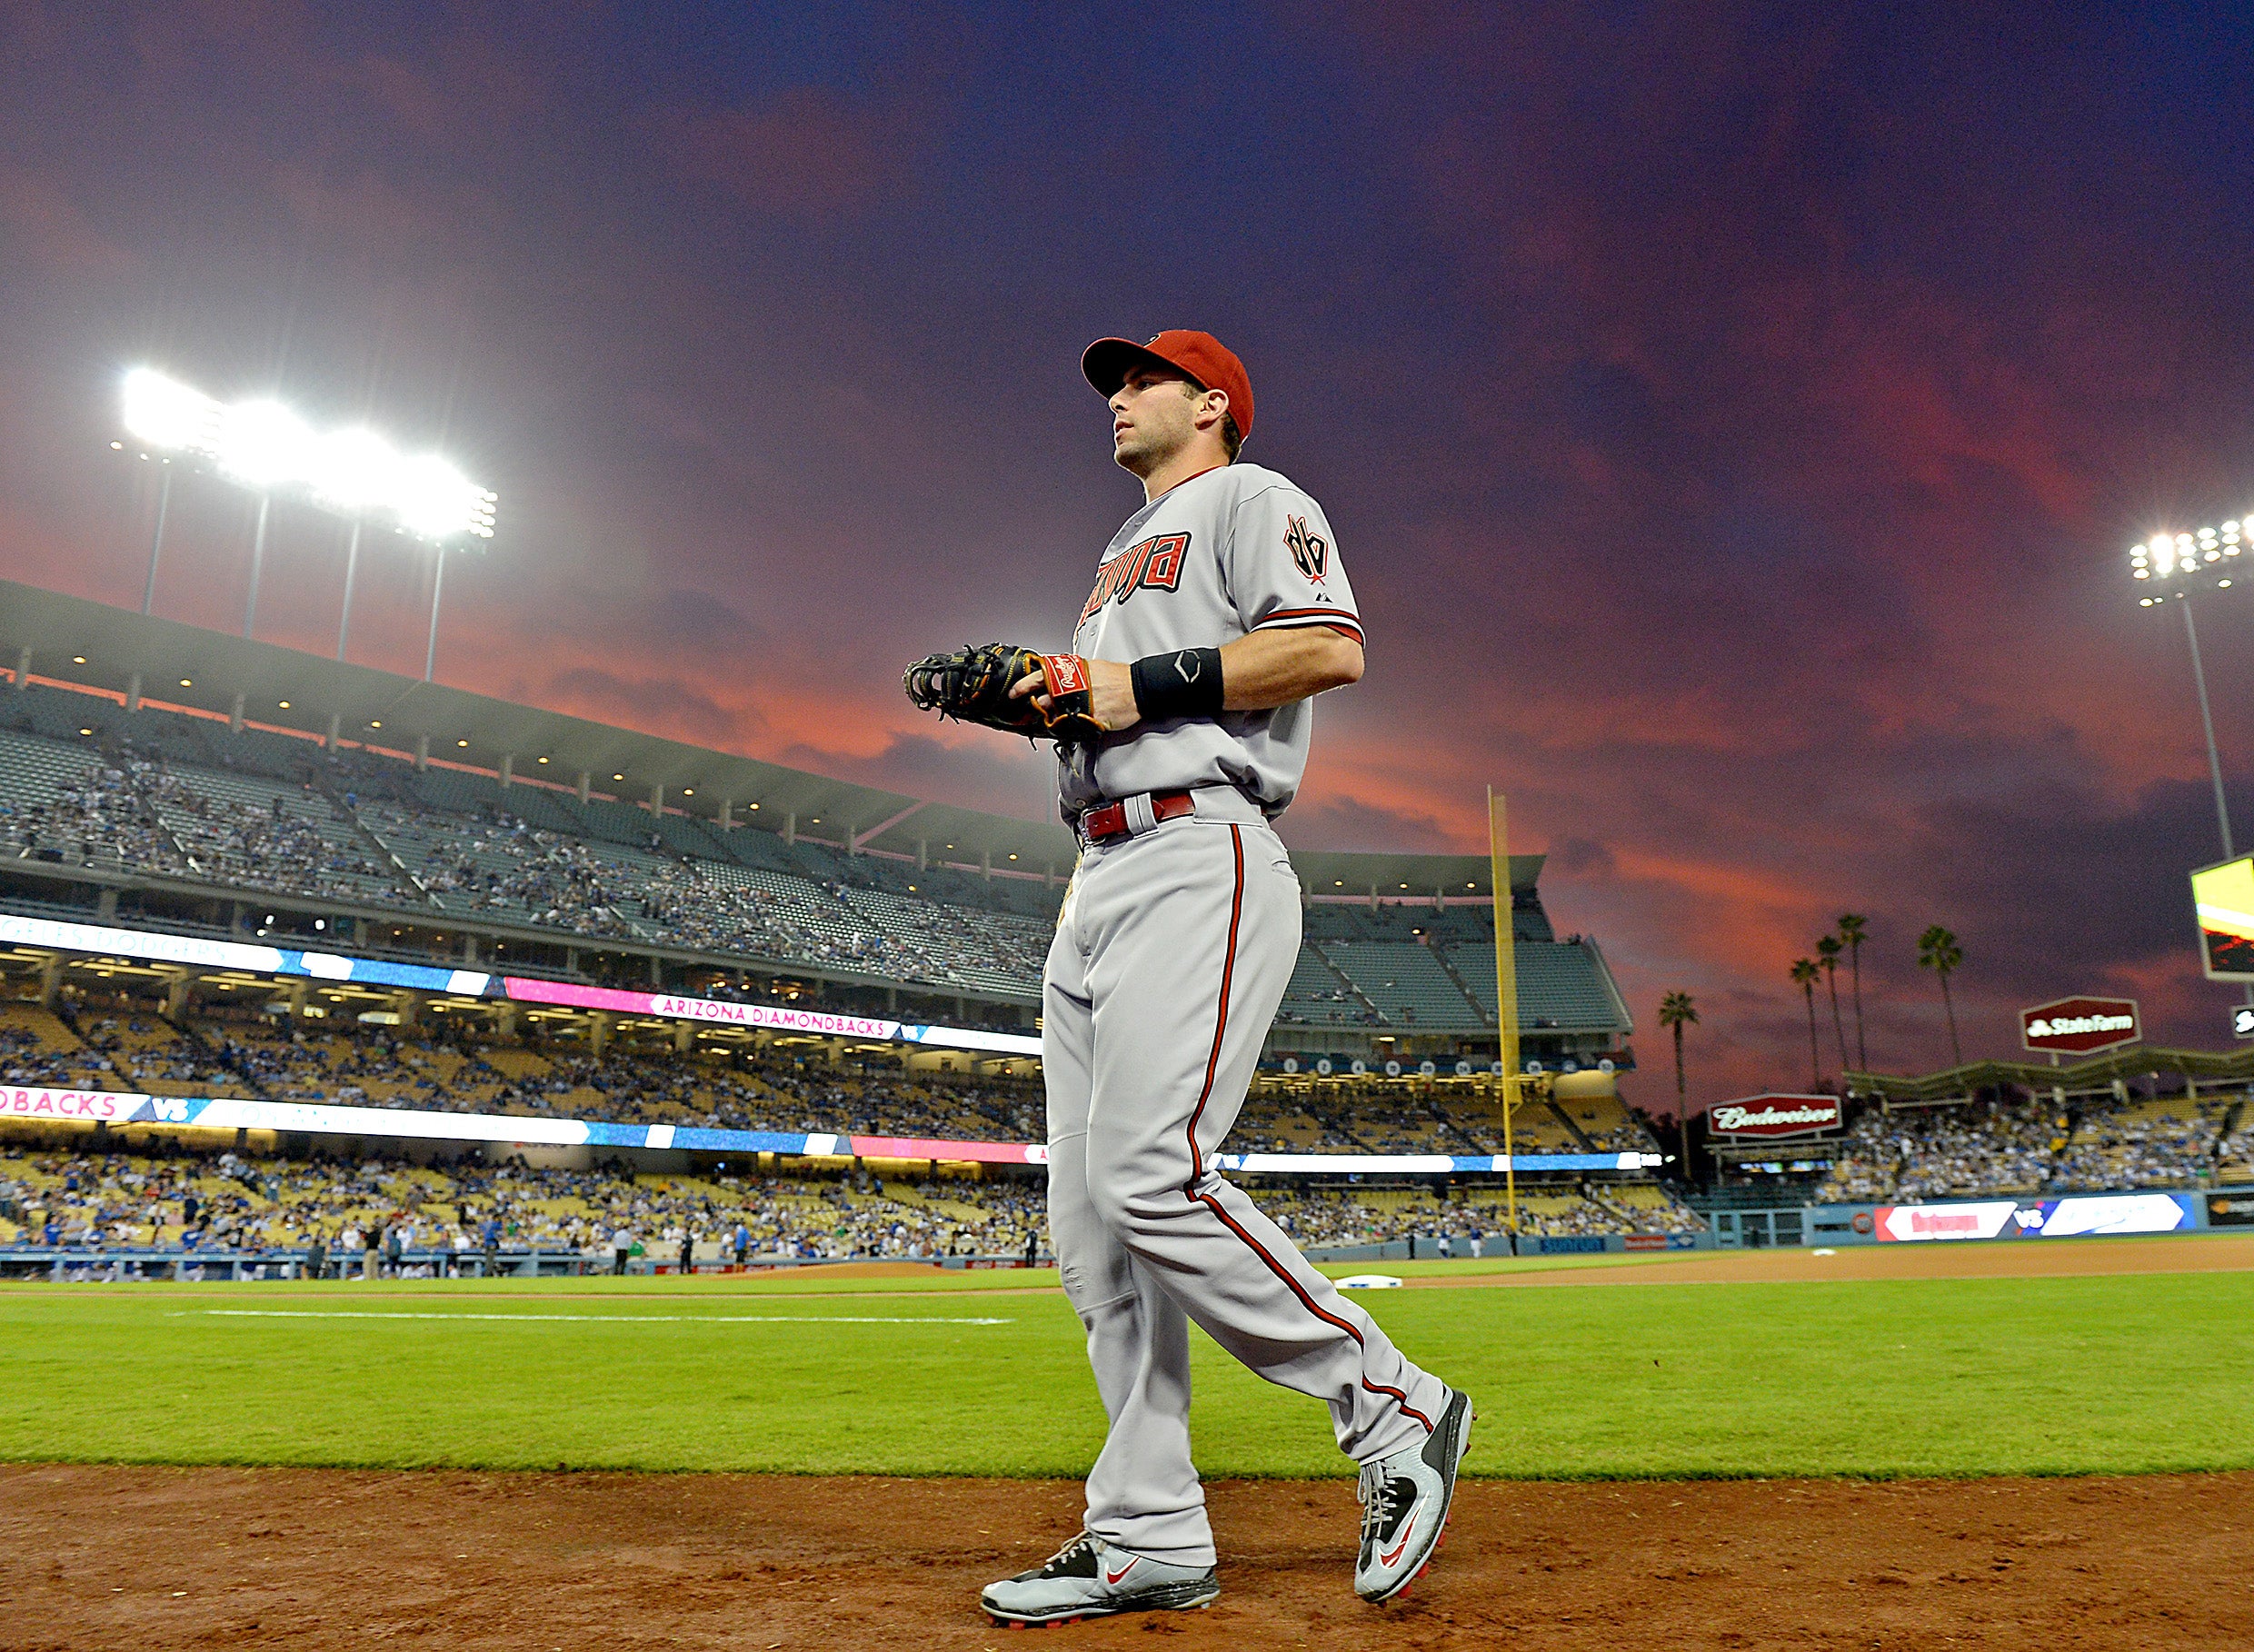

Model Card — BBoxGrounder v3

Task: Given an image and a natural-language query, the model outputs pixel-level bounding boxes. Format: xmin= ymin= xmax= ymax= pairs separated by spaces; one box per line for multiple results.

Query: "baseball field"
xmin=5 ymin=1236 xmax=2252 ymax=1648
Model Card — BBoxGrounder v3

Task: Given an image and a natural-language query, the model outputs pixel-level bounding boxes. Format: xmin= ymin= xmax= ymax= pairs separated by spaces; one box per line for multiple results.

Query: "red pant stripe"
xmin=1191 ymin=1188 xmax=1434 ymax=1435
xmin=1179 ymin=825 xmax=1244 ymax=1191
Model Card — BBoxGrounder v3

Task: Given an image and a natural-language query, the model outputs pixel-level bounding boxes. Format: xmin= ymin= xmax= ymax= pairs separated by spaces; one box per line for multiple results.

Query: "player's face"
xmin=1108 ymin=366 xmax=1204 ymax=477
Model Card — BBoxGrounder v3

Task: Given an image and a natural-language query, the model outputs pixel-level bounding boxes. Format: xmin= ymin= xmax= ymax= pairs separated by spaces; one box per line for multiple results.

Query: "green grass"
xmin=3 ymin=1265 xmax=2250 ymax=1480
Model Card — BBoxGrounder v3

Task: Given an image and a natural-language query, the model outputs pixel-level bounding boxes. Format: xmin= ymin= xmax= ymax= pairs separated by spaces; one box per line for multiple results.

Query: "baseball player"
xmin=906 ymin=331 xmax=1471 ymax=1627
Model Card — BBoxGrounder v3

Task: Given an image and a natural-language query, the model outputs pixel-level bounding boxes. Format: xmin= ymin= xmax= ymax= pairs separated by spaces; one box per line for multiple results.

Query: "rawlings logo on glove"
xmin=903 ymin=643 xmax=1108 ymax=742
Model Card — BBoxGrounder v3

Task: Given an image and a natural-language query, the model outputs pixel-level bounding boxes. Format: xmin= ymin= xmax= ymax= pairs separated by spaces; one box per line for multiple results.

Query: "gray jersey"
xmin=1059 ymin=463 xmax=1361 ymax=816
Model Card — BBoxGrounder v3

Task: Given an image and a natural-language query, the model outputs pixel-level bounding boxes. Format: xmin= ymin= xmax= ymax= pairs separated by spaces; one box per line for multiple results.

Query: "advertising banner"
xmin=0 ymin=1085 xmax=151 ymax=1123
xmin=0 ymin=911 xmax=483 ymax=994
xmin=2020 ymin=996 xmax=2139 ymax=1056
xmin=2192 ymin=854 xmax=2254 ymax=980
xmin=498 ymin=977 xmax=1043 ymax=1057
xmin=2206 ymin=1191 xmax=2254 ymax=1227
xmin=850 ymin=1134 xmax=1050 ymax=1166
xmin=0 ymin=1086 xmax=1632 ymax=1177
xmin=1874 ymin=1192 xmax=2195 ymax=1242
xmin=1707 ymin=1095 xmax=1841 ymax=1138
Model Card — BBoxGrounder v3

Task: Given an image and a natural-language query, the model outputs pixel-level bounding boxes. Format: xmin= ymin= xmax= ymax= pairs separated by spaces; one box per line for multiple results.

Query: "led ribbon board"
xmin=496 ymin=976 xmax=1043 ymax=1057
xmin=0 ymin=1085 xmax=1657 ymax=1172
xmin=0 ymin=913 xmax=486 ymax=994
xmin=0 ymin=912 xmax=1032 ymax=1054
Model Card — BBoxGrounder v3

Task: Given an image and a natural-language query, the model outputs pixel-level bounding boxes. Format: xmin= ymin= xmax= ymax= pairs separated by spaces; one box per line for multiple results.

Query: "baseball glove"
xmin=902 ymin=643 xmax=1106 ymax=742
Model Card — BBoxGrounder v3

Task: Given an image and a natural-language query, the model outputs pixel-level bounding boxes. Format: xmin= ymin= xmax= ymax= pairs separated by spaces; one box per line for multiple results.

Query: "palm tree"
xmin=1657 ymin=990 xmax=1699 ymax=1178
xmin=1790 ymin=958 xmax=1821 ymax=1089
xmin=1815 ymin=932 xmax=1850 ymax=1074
xmin=1917 ymin=924 xmax=1965 ymax=1068
xmin=1836 ymin=912 xmax=1869 ymax=1070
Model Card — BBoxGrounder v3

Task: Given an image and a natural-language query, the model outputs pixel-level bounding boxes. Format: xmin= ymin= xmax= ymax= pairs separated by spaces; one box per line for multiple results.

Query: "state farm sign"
xmin=1706 ymin=1094 xmax=1840 ymax=1139
xmin=2020 ymin=996 xmax=2139 ymax=1056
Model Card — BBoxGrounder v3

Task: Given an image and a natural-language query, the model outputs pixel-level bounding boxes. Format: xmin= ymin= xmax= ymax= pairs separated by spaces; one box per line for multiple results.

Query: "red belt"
xmin=1077 ymin=790 xmax=1196 ymax=845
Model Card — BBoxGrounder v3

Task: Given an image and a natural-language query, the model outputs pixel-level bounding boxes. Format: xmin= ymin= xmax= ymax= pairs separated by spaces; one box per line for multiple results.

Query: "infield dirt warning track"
xmin=5 ymin=1463 xmax=2249 ymax=1651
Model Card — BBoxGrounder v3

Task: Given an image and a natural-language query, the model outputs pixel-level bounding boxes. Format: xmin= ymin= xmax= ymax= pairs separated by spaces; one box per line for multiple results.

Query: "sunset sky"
xmin=4 ymin=5 xmax=2253 ymax=1103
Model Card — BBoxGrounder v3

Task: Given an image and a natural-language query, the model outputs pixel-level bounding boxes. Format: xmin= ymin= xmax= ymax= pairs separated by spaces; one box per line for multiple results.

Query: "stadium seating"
xmin=0 ymin=682 xmax=1628 ymax=1048
xmin=0 ymin=1141 xmax=1686 ymax=1259
xmin=1810 ymin=1090 xmax=2238 ymax=1201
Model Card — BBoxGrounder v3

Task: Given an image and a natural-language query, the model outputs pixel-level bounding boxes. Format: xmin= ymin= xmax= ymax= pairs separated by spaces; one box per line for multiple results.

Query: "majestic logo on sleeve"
xmin=1079 ymin=532 xmax=1191 ymax=623
xmin=1284 ymin=515 xmax=1329 ymax=584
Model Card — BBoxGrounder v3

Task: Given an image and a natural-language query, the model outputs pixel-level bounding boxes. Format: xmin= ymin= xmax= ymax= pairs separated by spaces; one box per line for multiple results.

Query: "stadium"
xmin=5 ymin=579 xmax=2249 ymax=1271
xmin=10 ymin=15 xmax=2254 ymax=1647
xmin=5 ymin=577 xmax=2253 ymax=1647
xmin=0 ymin=579 xmax=1687 ymax=1262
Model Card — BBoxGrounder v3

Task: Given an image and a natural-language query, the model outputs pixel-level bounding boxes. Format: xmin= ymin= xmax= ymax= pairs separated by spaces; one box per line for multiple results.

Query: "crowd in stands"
xmin=0 ymin=1145 xmax=1049 ymax=1264
xmin=0 ymin=1137 xmax=1698 ymax=1266
xmin=0 ymin=730 xmax=1056 ymax=997
xmin=390 ymin=804 xmax=640 ymax=937
xmin=1815 ymin=1090 xmax=2246 ymax=1201
xmin=0 ymin=751 xmax=181 ymax=874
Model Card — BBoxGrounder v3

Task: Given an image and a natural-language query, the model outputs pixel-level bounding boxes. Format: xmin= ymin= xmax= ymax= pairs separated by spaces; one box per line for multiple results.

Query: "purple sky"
xmin=5 ymin=4 xmax=2254 ymax=1103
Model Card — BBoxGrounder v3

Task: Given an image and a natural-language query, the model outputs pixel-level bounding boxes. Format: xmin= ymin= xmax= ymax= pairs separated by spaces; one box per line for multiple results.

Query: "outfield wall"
xmin=1716 ymin=1189 xmax=2237 ymax=1247
xmin=1302 ymin=1231 xmax=1714 ymax=1261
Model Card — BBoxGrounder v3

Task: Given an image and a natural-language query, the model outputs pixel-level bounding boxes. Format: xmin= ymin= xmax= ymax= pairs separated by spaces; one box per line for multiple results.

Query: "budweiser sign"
xmin=1707 ymin=1094 xmax=1840 ymax=1138
xmin=2020 ymin=996 xmax=2140 ymax=1056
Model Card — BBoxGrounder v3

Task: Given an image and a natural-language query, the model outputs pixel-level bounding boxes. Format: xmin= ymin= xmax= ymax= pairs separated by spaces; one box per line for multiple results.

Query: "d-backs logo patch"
xmin=1079 ymin=532 xmax=1190 ymax=623
xmin=1284 ymin=515 xmax=1329 ymax=584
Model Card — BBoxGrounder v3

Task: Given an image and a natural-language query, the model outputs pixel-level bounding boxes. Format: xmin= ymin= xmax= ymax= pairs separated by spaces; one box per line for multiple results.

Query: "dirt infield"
xmin=5 ymin=1463 xmax=2249 ymax=1650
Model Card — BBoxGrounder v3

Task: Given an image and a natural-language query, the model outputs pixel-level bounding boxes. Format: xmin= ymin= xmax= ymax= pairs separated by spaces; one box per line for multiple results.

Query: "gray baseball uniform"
xmin=1045 ymin=463 xmax=1448 ymax=1568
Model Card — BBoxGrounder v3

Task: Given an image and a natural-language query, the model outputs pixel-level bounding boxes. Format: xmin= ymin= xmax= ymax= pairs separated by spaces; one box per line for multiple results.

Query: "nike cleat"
xmin=981 ymin=1530 xmax=1219 ymax=1627
xmin=1354 ymin=1386 xmax=1472 ymax=1603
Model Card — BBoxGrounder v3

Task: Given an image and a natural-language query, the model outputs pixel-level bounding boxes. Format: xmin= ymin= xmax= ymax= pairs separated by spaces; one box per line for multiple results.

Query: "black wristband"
xmin=1131 ymin=648 xmax=1225 ymax=722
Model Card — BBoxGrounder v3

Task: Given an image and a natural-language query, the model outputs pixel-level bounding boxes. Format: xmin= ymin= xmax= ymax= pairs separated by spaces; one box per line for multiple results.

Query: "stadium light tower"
xmin=118 ymin=368 xmax=497 ymax=662
xmin=2129 ymin=519 xmax=2249 ymax=859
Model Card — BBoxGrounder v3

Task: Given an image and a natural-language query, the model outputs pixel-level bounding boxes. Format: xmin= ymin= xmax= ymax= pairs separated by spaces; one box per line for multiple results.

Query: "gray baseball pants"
xmin=1043 ymin=790 xmax=1448 ymax=1567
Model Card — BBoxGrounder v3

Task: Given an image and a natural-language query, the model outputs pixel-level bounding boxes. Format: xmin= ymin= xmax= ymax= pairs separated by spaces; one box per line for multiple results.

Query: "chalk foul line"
xmin=170 ymin=1309 xmax=1012 ymax=1325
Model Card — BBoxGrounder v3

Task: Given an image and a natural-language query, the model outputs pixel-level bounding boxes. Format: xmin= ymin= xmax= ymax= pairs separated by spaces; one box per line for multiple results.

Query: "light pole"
xmin=140 ymin=460 xmax=173 ymax=615
xmin=335 ymin=520 xmax=362 ymax=662
xmin=424 ymin=543 xmax=448 ymax=682
xmin=2181 ymin=597 xmax=2232 ymax=857
xmin=2131 ymin=521 xmax=2252 ymax=1007
xmin=244 ymin=493 xmax=270 ymax=640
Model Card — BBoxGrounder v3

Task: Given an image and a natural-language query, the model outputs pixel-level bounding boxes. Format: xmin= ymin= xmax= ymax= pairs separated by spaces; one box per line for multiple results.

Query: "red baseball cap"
xmin=1082 ymin=330 xmax=1254 ymax=442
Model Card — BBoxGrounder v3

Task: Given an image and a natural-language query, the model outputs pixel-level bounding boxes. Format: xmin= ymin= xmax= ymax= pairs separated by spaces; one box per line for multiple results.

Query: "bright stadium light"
xmin=305 ymin=426 xmax=398 ymax=512
xmin=118 ymin=366 xmax=498 ymax=542
xmin=117 ymin=365 xmax=501 ymax=670
xmin=122 ymin=368 xmax=222 ymax=453
xmin=216 ymin=400 xmax=314 ymax=488
xmin=2130 ymin=518 xmax=2246 ymax=604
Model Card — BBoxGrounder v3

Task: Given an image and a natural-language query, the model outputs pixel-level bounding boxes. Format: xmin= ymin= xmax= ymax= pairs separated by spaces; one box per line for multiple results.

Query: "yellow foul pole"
xmin=1487 ymin=788 xmax=1520 ymax=1238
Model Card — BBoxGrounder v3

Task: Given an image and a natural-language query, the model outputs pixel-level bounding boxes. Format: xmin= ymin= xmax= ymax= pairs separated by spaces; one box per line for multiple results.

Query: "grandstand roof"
xmin=0 ymin=582 xmax=1537 ymax=897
